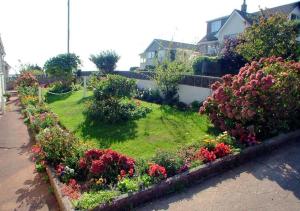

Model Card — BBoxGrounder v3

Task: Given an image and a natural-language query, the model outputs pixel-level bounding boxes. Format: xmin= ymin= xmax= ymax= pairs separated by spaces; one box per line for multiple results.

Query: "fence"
xmin=7 ymin=71 xmax=222 ymax=104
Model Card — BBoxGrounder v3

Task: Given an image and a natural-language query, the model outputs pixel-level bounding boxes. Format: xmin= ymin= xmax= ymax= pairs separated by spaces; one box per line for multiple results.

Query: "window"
xmin=291 ymin=13 xmax=300 ymax=20
xmin=147 ymin=52 xmax=155 ymax=59
xmin=211 ymin=20 xmax=221 ymax=33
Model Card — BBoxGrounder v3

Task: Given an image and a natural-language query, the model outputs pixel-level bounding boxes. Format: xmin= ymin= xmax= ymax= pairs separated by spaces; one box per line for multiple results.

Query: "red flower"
xmin=120 ymin=170 xmax=126 ymax=178
xmin=214 ymin=143 xmax=231 ymax=158
xmin=148 ymin=164 xmax=167 ymax=178
xmin=79 ymin=158 xmax=86 ymax=169
xmin=195 ymin=147 xmax=216 ymax=163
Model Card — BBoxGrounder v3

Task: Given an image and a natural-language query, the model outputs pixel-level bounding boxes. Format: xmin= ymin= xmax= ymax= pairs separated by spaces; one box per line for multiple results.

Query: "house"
xmin=0 ymin=35 xmax=10 ymax=111
xmin=198 ymin=1 xmax=300 ymax=56
xmin=140 ymin=39 xmax=199 ymax=69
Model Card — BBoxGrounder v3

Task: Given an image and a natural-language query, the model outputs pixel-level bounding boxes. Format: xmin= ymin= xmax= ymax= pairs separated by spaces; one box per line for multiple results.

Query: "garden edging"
xmin=44 ymin=129 xmax=300 ymax=211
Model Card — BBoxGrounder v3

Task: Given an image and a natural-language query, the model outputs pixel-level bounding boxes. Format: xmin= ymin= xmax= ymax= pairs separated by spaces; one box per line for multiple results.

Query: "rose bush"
xmin=200 ymin=57 xmax=300 ymax=144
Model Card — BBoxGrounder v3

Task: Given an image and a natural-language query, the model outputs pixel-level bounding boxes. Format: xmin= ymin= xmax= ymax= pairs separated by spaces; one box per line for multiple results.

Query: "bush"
xmin=134 ymin=88 xmax=162 ymax=104
xmin=148 ymin=164 xmax=167 ymax=183
xmin=152 ymin=150 xmax=184 ymax=177
xmin=154 ymin=61 xmax=185 ymax=104
xmin=48 ymin=81 xmax=72 ymax=93
xmin=86 ymin=75 xmax=151 ymax=123
xmin=200 ymin=57 xmax=300 ymax=143
xmin=78 ymin=149 xmax=135 ymax=184
xmin=90 ymin=50 xmax=120 ymax=74
xmin=37 ymin=126 xmax=79 ymax=166
xmin=30 ymin=112 xmax=58 ymax=133
xmin=16 ymin=72 xmax=38 ymax=88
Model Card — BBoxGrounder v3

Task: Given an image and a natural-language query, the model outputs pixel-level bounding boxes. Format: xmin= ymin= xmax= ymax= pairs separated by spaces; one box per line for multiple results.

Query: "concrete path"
xmin=0 ymin=96 xmax=58 ymax=211
xmin=138 ymin=139 xmax=300 ymax=211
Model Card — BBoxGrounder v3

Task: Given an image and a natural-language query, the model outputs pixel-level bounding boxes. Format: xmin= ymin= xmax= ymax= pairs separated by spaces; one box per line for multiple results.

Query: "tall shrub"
xmin=200 ymin=57 xmax=300 ymax=144
xmin=153 ymin=61 xmax=185 ymax=104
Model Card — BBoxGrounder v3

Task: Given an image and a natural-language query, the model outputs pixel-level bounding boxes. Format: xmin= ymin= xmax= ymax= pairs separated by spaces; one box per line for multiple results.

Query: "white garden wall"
xmin=136 ymin=79 xmax=212 ymax=104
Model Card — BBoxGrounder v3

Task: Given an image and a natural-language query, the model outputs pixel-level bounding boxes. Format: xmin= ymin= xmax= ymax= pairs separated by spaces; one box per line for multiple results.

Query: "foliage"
xmin=86 ymin=74 xmax=151 ymax=123
xmin=117 ymin=178 xmax=139 ymax=193
xmin=200 ymin=57 xmax=300 ymax=143
xmin=153 ymin=61 xmax=185 ymax=104
xmin=90 ymin=50 xmax=120 ymax=74
xmin=44 ymin=53 xmax=81 ymax=77
xmin=30 ymin=112 xmax=58 ymax=133
xmin=61 ymin=179 xmax=81 ymax=200
xmin=73 ymin=190 xmax=119 ymax=210
xmin=37 ymin=126 xmax=79 ymax=166
xmin=152 ymin=150 xmax=184 ymax=177
xmin=192 ymin=56 xmax=218 ymax=75
xmin=78 ymin=149 xmax=135 ymax=184
xmin=148 ymin=164 xmax=167 ymax=182
xmin=16 ymin=72 xmax=38 ymax=88
xmin=20 ymin=63 xmax=44 ymax=75
xmin=48 ymin=81 xmax=72 ymax=93
xmin=236 ymin=14 xmax=298 ymax=61
xmin=56 ymin=164 xmax=76 ymax=183
xmin=194 ymin=142 xmax=231 ymax=163
xmin=134 ymin=88 xmax=162 ymax=104
xmin=130 ymin=66 xmax=139 ymax=72
xmin=20 ymin=95 xmax=39 ymax=106
xmin=219 ymin=38 xmax=247 ymax=74
xmin=3 ymin=93 xmax=11 ymax=101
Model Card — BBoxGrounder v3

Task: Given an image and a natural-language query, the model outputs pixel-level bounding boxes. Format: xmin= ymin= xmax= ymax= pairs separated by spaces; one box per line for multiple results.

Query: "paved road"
xmin=137 ymin=138 xmax=300 ymax=211
xmin=0 ymin=96 xmax=58 ymax=211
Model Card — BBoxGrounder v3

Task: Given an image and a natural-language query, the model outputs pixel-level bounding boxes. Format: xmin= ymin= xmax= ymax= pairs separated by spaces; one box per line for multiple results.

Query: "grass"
xmin=46 ymin=89 xmax=217 ymax=159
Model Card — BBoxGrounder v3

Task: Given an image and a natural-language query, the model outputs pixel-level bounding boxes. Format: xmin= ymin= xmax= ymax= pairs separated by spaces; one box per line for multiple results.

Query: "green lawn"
xmin=46 ymin=90 xmax=217 ymax=159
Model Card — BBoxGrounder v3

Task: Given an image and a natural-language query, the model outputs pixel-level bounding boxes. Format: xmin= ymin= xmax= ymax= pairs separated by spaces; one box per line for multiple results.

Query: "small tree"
xmin=90 ymin=50 xmax=120 ymax=74
xmin=44 ymin=53 xmax=81 ymax=77
xmin=153 ymin=61 xmax=185 ymax=104
xmin=236 ymin=14 xmax=298 ymax=61
xmin=20 ymin=63 xmax=44 ymax=75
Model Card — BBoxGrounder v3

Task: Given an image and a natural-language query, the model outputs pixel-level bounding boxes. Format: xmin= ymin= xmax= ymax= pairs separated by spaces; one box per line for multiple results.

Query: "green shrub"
xmin=138 ymin=174 xmax=153 ymax=189
xmin=30 ymin=112 xmax=58 ymax=133
xmin=154 ymin=61 xmax=185 ymax=104
xmin=73 ymin=190 xmax=120 ymax=210
xmin=134 ymin=88 xmax=162 ymax=104
xmin=117 ymin=178 xmax=139 ymax=193
xmin=48 ymin=81 xmax=72 ymax=94
xmin=152 ymin=150 xmax=184 ymax=177
xmin=86 ymin=74 xmax=151 ymax=123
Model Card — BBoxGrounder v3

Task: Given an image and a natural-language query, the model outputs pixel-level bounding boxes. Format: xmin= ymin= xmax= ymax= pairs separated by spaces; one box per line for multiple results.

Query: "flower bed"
xmin=16 ymin=60 xmax=300 ymax=210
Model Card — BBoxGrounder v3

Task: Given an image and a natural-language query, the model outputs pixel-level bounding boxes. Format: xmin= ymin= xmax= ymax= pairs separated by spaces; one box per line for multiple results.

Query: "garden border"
xmin=45 ymin=129 xmax=300 ymax=211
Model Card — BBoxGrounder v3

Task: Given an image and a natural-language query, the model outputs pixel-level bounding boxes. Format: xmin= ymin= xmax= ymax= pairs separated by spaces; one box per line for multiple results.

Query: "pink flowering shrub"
xmin=195 ymin=142 xmax=231 ymax=163
xmin=200 ymin=57 xmax=300 ymax=144
xmin=79 ymin=149 xmax=135 ymax=184
xmin=148 ymin=164 xmax=167 ymax=182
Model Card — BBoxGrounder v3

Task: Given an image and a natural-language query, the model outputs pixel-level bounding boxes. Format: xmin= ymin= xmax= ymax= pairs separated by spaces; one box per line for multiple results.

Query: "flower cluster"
xmin=61 ymin=179 xmax=81 ymax=200
xmin=195 ymin=142 xmax=231 ymax=163
xmin=200 ymin=57 xmax=300 ymax=143
xmin=15 ymin=72 xmax=38 ymax=88
xmin=79 ymin=149 xmax=135 ymax=183
xmin=148 ymin=164 xmax=167 ymax=179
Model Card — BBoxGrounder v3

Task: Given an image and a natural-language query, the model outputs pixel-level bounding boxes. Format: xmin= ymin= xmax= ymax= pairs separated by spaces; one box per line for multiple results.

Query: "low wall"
xmin=136 ymin=79 xmax=212 ymax=104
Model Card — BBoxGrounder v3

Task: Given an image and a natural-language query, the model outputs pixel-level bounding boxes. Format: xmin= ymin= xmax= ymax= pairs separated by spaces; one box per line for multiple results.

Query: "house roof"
xmin=0 ymin=35 xmax=5 ymax=56
xmin=142 ymin=39 xmax=198 ymax=54
xmin=253 ymin=1 xmax=300 ymax=17
xmin=198 ymin=1 xmax=300 ymax=44
xmin=154 ymin=39 xmax=197 ymax=50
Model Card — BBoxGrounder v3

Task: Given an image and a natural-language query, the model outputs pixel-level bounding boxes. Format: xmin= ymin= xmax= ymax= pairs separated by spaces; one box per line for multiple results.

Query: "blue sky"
xmin=0 ymin=0 xmax=296 ymax=73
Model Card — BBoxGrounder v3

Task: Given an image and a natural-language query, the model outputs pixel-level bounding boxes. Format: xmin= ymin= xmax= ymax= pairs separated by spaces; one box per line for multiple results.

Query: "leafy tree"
xmin=236 ymin=14 xmax=298 ymax=61
xmin=153 ymin=61 xmax=186 ymax=104
xmin=20 ymin=63 xmax=44 ymax=75
xmin=219 ymin=38 xmax=247 ymax=74
xmin=44 ymin=53 xmax=81 ymax=77
xmin=90 ymin=50 xmax=120 ymax=74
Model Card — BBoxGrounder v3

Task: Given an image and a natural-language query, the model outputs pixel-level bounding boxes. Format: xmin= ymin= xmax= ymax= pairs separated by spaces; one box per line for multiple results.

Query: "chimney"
xmin=241 ymin=0 xmax=247 ymax=13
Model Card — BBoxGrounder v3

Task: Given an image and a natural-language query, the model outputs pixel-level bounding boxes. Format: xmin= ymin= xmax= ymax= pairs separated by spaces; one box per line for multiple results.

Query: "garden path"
xmin=0 ymin=95 xmax=58 ymax=211
xmin=138 ymin=138 xmax=300 ymax=210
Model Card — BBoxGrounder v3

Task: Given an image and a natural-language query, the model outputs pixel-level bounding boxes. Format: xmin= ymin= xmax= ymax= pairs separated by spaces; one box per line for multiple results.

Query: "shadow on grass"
xmin=76 ymin=95 xmax=93 ymax=104
xmin=77 ymin=118 xmax=138 ymax=148
xmin=44 ymin=92 xmax=72 ymax=104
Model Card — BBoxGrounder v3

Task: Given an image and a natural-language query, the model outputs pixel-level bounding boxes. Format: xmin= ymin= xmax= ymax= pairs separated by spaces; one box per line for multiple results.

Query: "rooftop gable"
xmin=143 ymin=39 xmax=197 ymax=54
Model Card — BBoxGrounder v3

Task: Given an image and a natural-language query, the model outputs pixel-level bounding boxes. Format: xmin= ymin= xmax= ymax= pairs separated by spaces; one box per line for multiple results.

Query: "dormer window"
xmin=291 ymin=13 xmax=300 ymax=20
xmin=211 ymin=20 xmax=221 ymax=33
